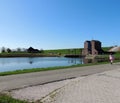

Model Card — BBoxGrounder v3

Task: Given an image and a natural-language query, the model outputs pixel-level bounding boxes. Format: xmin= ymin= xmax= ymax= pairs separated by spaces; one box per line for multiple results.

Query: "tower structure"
xmin=82 ymin=40 xmax=104 ymax=55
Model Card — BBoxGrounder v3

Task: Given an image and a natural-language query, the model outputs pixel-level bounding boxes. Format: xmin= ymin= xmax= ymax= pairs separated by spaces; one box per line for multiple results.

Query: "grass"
xmin=0 ymin=93 xmax=29 ymax=103
xmin=0 ymin=53 xmax=56 ymax=57
xmin=44 ymin=48 xmax=83 ymax=56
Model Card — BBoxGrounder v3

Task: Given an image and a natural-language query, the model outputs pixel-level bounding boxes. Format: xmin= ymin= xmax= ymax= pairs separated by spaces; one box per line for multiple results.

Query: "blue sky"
xmin=0 ymin=0 xmax=120 ymax=50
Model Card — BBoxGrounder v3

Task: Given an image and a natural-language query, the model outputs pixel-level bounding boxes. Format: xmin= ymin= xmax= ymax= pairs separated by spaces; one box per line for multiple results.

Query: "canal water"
xmin=0 ymin=57 xmax=84 ymax=72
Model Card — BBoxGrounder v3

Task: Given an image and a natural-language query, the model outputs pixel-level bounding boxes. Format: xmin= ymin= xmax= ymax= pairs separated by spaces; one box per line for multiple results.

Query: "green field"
xmin=44 ymin=48 xmax=83 ymax=56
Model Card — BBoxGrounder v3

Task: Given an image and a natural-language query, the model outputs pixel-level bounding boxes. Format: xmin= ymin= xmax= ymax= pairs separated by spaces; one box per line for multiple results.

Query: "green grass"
xmin=0 ymin=53 xmax=45 ymax=57
xmin=102 ymin=46 xmax=112 ymax=51
xmin=0 ymin=93 xmax=29 ymax=103
xmin=44 ymin=48 xmax=83 ymax=55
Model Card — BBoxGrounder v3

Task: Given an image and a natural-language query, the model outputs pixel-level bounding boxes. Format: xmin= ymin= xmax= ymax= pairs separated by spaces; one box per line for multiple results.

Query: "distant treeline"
xmin=0 ymin=47 xmax=44 ymax=53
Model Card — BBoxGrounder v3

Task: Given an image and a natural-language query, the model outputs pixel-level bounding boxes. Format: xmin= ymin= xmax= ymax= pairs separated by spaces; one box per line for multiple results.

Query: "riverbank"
xmin=0 ymin=53 xmax=59 ymax=57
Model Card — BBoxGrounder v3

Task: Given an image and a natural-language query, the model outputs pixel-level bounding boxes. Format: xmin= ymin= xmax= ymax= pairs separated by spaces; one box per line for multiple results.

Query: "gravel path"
xmin=9 ymin=79 xmax=72 ymax=102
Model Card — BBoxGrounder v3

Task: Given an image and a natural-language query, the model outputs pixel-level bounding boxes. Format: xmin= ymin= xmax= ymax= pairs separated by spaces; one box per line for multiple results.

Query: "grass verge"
xmin=0 ymin=93 xmax=29 ymax=103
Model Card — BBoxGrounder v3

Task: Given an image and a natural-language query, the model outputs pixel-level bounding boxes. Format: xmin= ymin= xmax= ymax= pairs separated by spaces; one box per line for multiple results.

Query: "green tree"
xmin=6 ymin=48 xmax=12 ymax=53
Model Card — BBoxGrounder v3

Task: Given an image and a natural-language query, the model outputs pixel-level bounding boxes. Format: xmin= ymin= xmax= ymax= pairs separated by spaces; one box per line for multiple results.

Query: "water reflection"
xmin=83 ymin=58 xmax=106 ymax=64
xmin=67 ymin=58 xmax=105 ymax=65
xmin=28 ymin=57 xmax=34 ymax=64
xmin=68 ymin=58 xmax=83 ymax=64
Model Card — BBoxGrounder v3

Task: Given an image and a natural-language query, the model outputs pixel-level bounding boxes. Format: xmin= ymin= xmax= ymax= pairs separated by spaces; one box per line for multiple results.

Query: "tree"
xmin=1 ymin=47 xmax=6 ymax=53
xmin=6 ymin=48 xmax=12 ymax=53
xmin=40 ymin=48 xmax=44 ymax=53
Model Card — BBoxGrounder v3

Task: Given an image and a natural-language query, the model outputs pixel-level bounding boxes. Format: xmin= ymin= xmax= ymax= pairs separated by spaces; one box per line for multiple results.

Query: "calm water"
xmin=0 ymin=57 xmax=84 ymax=72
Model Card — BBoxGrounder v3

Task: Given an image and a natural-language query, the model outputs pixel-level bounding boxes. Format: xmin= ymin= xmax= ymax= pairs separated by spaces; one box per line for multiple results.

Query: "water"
xmin=0 ymin=57 xmax=84 ymax=72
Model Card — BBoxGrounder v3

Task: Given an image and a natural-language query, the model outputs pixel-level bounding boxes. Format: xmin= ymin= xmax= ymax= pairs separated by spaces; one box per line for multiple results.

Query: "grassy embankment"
xmin=0 ymin=52 xmax=57 ymax=57
xmin=0 ymin=93 xmax=29 ymax=103
xmin=44 ymin=48 xmax=83 ymax=56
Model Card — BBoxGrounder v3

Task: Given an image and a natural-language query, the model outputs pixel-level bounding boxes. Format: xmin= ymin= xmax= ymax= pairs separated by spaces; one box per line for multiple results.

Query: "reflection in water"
xmin=68 ymin=58 xmax=83 ymax=64
xmin=29 ymin=61 xmax=33 ymax=64
xmin=83 ymin=58 xmax=106 ymax=64
xmin=28 ymin=58 xmax=34 ymax=64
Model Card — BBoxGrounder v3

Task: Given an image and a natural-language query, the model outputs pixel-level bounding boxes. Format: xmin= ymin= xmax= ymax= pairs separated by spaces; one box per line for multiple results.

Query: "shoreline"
xmin=0 ymin=53 xmax=59 ymax=58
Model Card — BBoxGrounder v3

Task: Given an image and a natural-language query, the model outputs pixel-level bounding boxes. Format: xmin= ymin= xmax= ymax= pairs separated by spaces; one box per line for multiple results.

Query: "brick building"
xmin=82 ymin=40 xmax=104 ymax=55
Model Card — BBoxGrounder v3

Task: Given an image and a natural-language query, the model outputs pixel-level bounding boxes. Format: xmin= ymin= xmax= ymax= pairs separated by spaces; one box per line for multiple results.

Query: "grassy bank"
xmin=0 ymin=93 xmax=28 ymax=103
xmin=44 ymin=48 xmax=83 ymax=56
xmin=0 ymin=53 xmax=59 ymax=57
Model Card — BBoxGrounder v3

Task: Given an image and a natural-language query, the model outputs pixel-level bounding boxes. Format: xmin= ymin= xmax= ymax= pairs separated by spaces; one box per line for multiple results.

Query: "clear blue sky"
xmin=0 ymin=0 xmax=120 ymax=50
